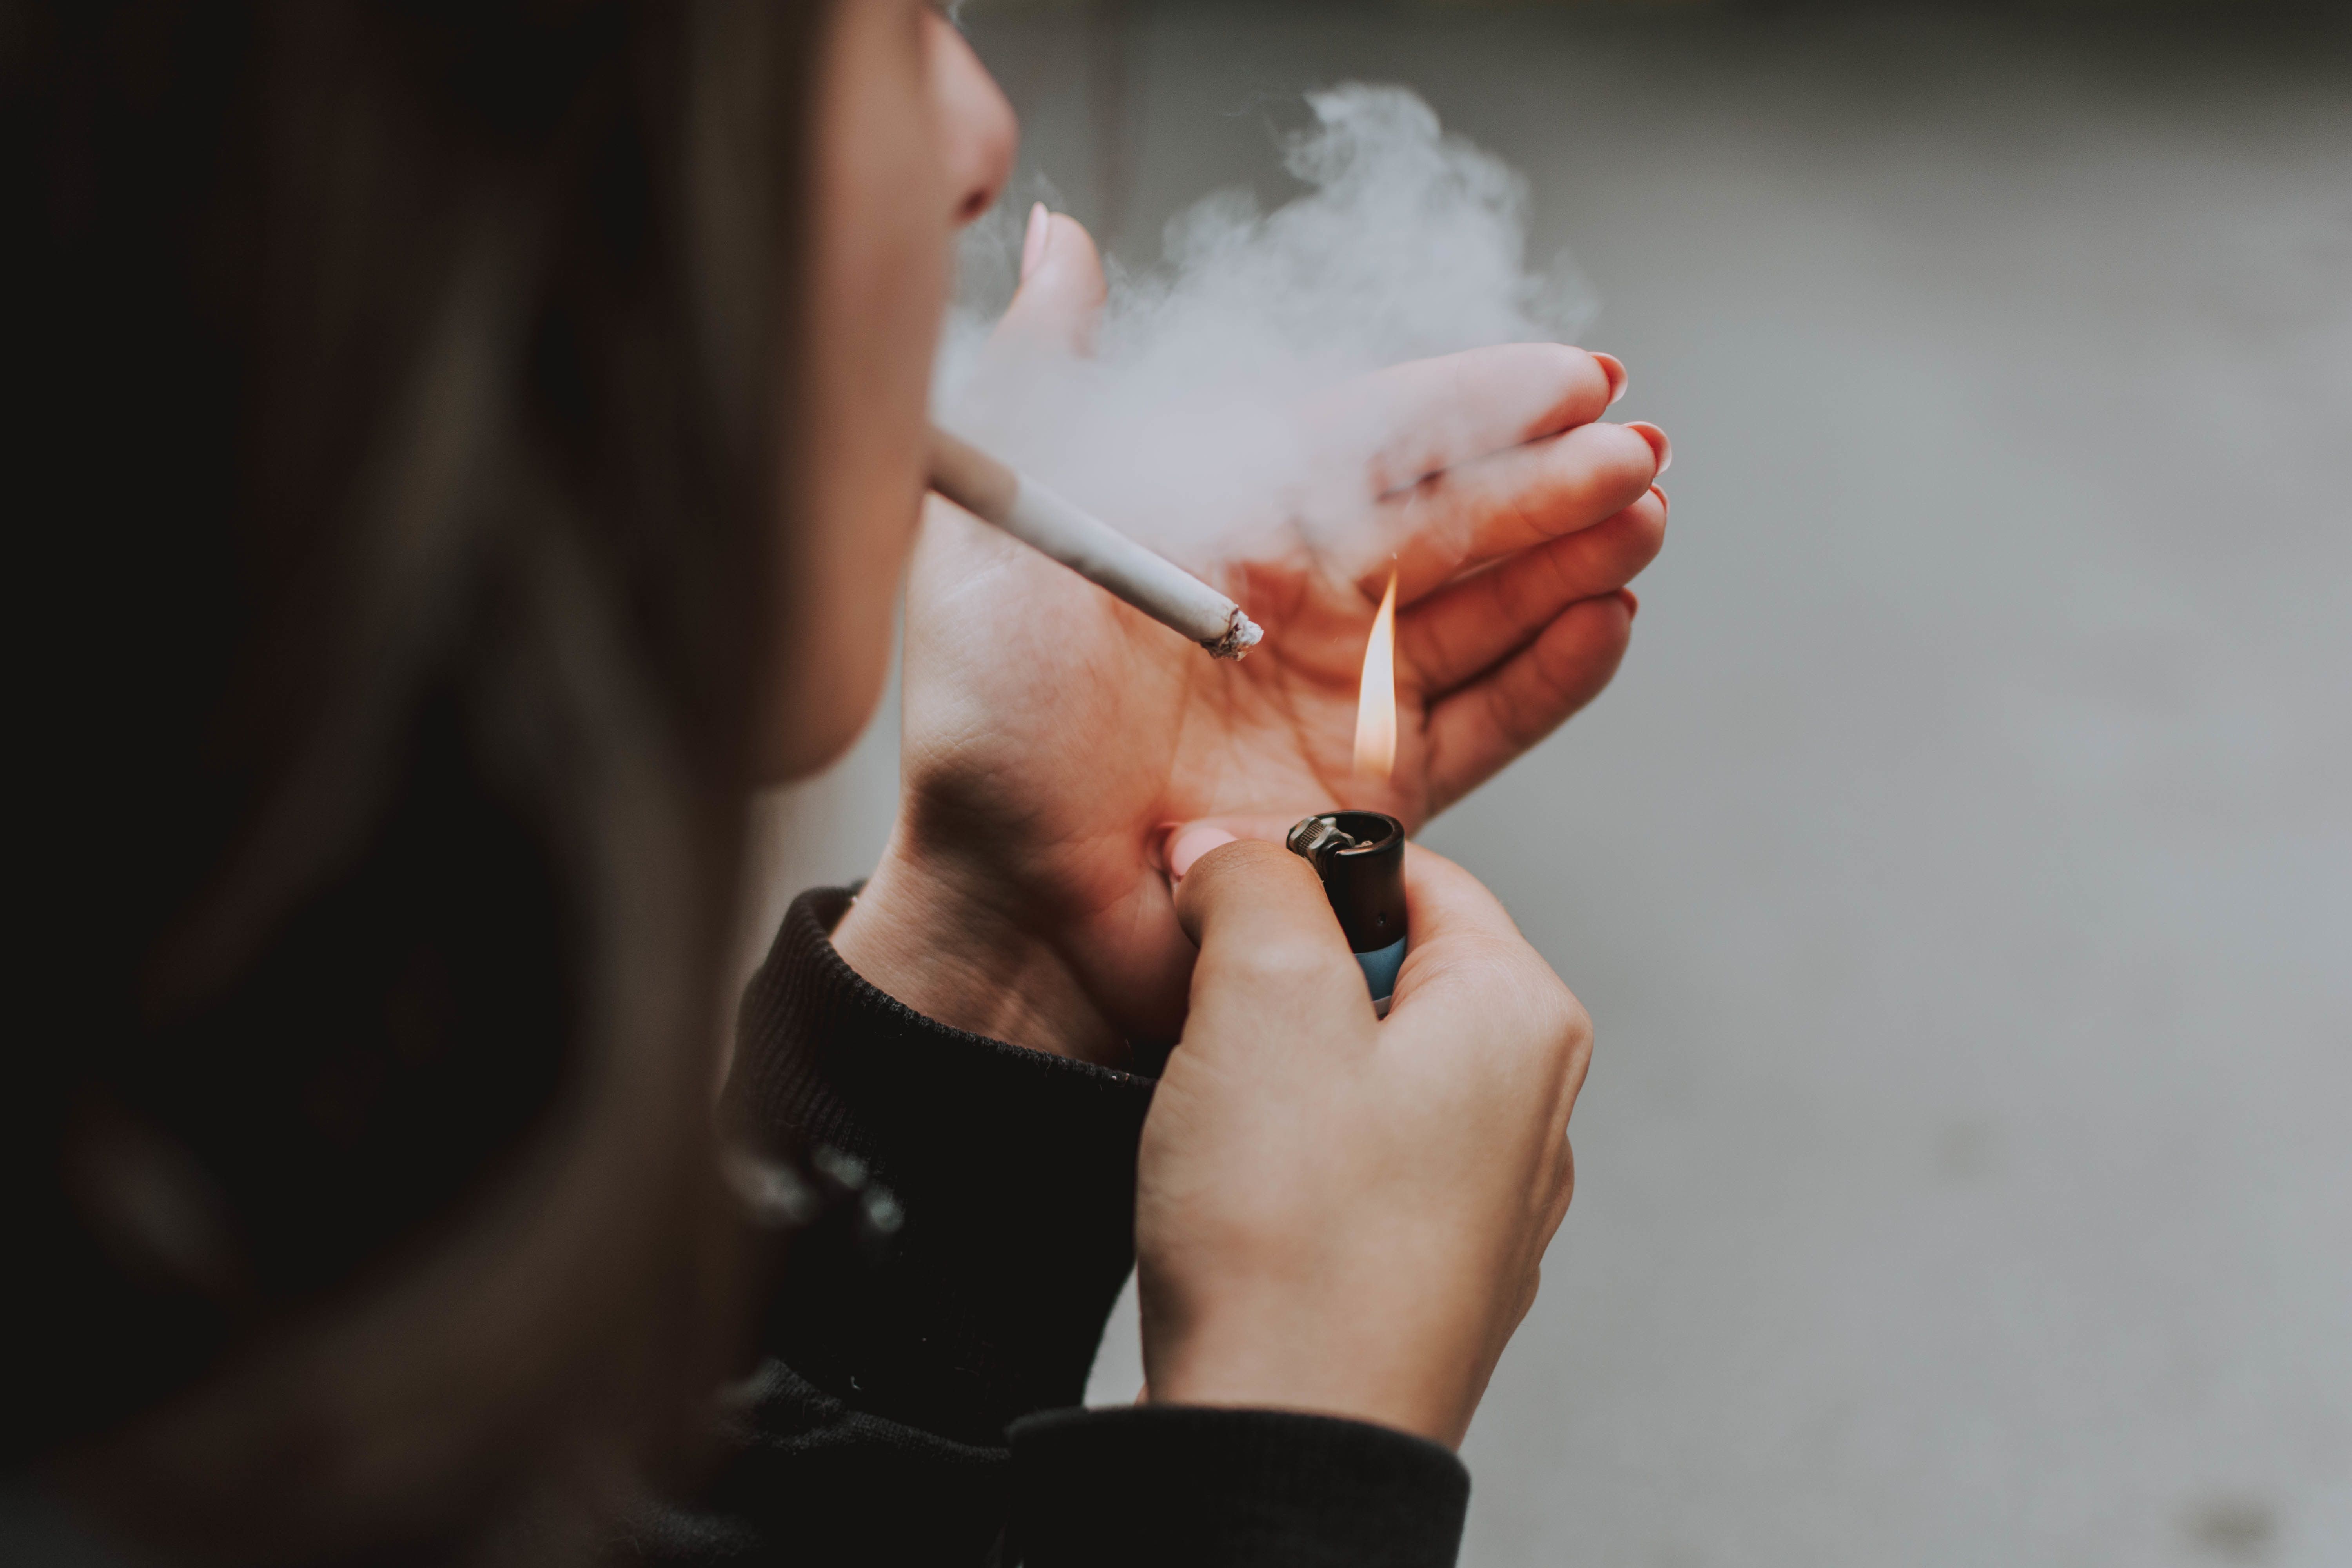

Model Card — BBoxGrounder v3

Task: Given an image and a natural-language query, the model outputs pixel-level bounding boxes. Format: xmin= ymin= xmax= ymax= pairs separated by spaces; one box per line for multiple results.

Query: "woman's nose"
xmin=929 ymin=15 xmax=1018 ymax=227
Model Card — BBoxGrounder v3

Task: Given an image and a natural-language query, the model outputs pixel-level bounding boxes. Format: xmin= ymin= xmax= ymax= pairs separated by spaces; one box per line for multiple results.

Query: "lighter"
xmin=1287 ymin=811 xmax=1408 ymax=1016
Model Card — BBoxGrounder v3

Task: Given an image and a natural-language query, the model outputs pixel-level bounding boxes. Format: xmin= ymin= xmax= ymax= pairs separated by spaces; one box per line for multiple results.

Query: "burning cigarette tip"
xmin=1207 ymin=609 xmax=1263 ymax=661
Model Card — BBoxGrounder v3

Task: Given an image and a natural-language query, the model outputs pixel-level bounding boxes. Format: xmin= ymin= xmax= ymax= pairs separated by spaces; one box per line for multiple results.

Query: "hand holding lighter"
xmin=1287 ymin=811 xmax=1408 ymax=1016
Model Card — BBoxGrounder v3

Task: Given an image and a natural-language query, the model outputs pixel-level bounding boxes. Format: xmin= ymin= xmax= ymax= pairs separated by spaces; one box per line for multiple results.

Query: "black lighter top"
xmin=1285 ymin=811 xmax=1406 ymax=956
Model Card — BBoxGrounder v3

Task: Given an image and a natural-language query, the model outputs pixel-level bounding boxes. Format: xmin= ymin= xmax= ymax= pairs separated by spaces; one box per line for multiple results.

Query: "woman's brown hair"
xmin=7 ymin=2 xmax=824 ymax=1557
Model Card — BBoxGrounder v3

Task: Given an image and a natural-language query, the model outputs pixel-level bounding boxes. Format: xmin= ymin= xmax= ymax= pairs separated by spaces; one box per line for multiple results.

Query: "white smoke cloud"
xmin=936 ymin=84 xmax=1597 ymax=564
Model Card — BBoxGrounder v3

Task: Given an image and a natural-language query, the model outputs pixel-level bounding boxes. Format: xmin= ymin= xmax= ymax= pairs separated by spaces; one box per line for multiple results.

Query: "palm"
xmin=895 ymin=338 xmax=1663 ymax=1041
xmin=907 ymin=501 xmax=1422 ymax=856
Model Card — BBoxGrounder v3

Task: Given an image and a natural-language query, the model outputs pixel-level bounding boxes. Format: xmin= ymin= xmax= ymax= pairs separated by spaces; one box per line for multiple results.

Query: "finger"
xmin=1378 ymin=421 xmax=1664 ymax=599
xmin=1173 ymin=840 xmax=1370 ymax=1045
xmin=1301 ymin=344 xmax=1622 ymax=500
xmin=1592 ymin=353 xmax=1630 ymax=408
xmin=989 ymin=208 xmax=1107 ymax=358
xmin=1385 ymin=844 xmax=1579 ymax=1046
xmin=1153 ymin=814 xmax=1322 ymax=881
xmin=1393 ymin=847 xmax=1593 ymax=1136
xmin=1386 ymin=842 xmax=1534 ymax=966
xmin=1164 ymin=824 xmax=1237 ymax=880
xmin=1400 ymin=486 xmax=1666 ymax=695
xmin=1421 ymin=592 xmax=1634 ymax=814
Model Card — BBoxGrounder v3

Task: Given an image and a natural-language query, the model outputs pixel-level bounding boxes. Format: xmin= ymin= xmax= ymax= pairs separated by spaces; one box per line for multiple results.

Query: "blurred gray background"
xmin=743 ymin=4 xmax=2352 ymax=1563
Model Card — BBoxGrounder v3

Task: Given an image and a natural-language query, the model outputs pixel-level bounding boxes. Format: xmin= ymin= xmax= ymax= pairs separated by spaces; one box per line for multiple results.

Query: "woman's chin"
xmin=754 ymin=663 xmax=889 ymax=785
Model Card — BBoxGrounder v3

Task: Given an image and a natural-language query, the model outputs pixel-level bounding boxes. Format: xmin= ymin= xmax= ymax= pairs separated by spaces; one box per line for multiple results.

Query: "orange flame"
xmin=1353 ymin=567 xmax=1398 ymax=779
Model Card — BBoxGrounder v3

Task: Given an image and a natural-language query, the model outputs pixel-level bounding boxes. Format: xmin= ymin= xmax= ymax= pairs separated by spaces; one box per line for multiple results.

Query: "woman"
xmin=9 ymin=2 xmax=1666 ymax=1563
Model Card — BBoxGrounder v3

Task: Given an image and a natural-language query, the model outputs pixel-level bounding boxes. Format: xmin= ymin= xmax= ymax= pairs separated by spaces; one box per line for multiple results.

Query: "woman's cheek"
xmin=764 ymin=0 xmax=956 ymax=779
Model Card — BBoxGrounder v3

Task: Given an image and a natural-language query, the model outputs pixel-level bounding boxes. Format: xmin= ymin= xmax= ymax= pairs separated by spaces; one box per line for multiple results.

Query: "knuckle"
xmin=1511 ymin=972 xmax=1591 ymax=1073
xmin=1554 ymin=994 xmax=1595 ymax=1071
xmin=1497 ymin=947 xmax=1581 ymax=1027
xmin=1554 ymin=987 xmax=1593 ymax=1047
xmin=1514 ymin=1263 xmax=1544 ymax=1328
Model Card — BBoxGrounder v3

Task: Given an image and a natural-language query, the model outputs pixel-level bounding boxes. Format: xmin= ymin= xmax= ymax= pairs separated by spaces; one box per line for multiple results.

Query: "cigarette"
xmin=927 ymin=425 xmax=1263 ymax=661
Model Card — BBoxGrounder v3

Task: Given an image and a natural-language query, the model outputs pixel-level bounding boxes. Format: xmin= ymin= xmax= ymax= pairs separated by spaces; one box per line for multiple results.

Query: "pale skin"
xmin=780 ymin=0 xmax=1661 ymax=1448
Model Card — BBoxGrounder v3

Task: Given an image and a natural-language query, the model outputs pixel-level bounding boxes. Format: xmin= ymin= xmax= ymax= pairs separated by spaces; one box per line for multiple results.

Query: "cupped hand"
xmin=832 ymin=211 xmax=1666 ymax=1058
xmin=1137 ymin=838 xmax=1589 ymax=1446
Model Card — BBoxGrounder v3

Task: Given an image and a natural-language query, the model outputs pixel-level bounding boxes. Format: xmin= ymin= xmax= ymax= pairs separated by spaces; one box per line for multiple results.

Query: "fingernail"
xmin=1627 ymin=421 xmax=1673 ymax=476
xmin=1618 ymin=587 xmax=1640 ymax=621
xmin=1166 ymin=825 xmax=1238 ymax=881
xmin=1592 ymin=352 xmax=1628 ymax=407
xmin=1650 ymin=482 xmax=1669 ymax=519
xmin=1020 ymin=202 xmax=1052 ymax=281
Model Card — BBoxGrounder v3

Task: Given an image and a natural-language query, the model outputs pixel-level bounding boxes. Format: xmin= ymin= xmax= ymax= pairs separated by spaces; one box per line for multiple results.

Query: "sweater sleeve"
xmin=633 ymin=887 xmax=1470 ymax=1568
xmin=1008 ymin=1406 xmax=1470 ymax=1568
xmin=720 ymin=887 xmax=1156 ymax=1446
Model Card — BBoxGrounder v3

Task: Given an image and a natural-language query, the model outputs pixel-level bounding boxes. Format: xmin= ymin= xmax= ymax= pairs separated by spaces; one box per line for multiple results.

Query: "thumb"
xmin=991 ymin=205 xmax=1107 ymax=358
xmin=1172 ymin=840 xmax=1367 ymax=1028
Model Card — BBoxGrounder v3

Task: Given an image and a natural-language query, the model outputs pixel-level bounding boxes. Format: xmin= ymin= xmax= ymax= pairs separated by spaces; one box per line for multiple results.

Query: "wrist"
xmin=831 ymin=840 xmax=1128 ymax=1064
xmin=1143 ymin=1293 xmax=1479 ymax=1450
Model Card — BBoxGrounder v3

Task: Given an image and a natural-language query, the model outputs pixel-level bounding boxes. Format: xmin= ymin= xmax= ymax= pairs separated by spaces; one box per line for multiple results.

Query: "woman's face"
xmin=764 ymin=1 xmax=1015 ymax=780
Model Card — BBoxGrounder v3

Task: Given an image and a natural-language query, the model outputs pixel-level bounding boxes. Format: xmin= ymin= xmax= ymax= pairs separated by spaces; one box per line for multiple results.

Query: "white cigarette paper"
xmin=927 ymin=426 xmax=1263 ymax=661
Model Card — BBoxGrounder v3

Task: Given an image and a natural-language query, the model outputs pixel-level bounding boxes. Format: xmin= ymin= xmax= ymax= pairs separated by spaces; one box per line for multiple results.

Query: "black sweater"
xmin=631 ymin=887 xmax=1472 ymax=1567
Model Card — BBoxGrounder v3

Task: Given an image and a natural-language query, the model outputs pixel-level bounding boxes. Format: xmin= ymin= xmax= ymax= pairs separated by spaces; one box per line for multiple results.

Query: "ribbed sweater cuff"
xmin=722 ymin=888 xmax=1156 ymax=1444
xmin=1008 ymin=1405 xmax=1471 ymax=1567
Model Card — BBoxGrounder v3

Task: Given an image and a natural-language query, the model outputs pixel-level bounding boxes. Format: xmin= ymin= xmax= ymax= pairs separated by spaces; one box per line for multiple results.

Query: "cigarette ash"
xmin=936 ymin=85 xmax=1598 ymax=567
xmin=1204 ymin=607 xmax=1265 ymax=661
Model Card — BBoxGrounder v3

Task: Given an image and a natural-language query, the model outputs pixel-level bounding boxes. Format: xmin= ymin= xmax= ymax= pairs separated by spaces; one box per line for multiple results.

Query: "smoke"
xmin=936 ymin=85 xmax=1596 ymax=563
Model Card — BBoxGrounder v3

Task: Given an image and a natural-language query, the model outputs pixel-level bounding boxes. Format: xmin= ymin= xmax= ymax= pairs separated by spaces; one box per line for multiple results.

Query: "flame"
xmin=1352 ymin=567 xmax=1398 ymax=779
